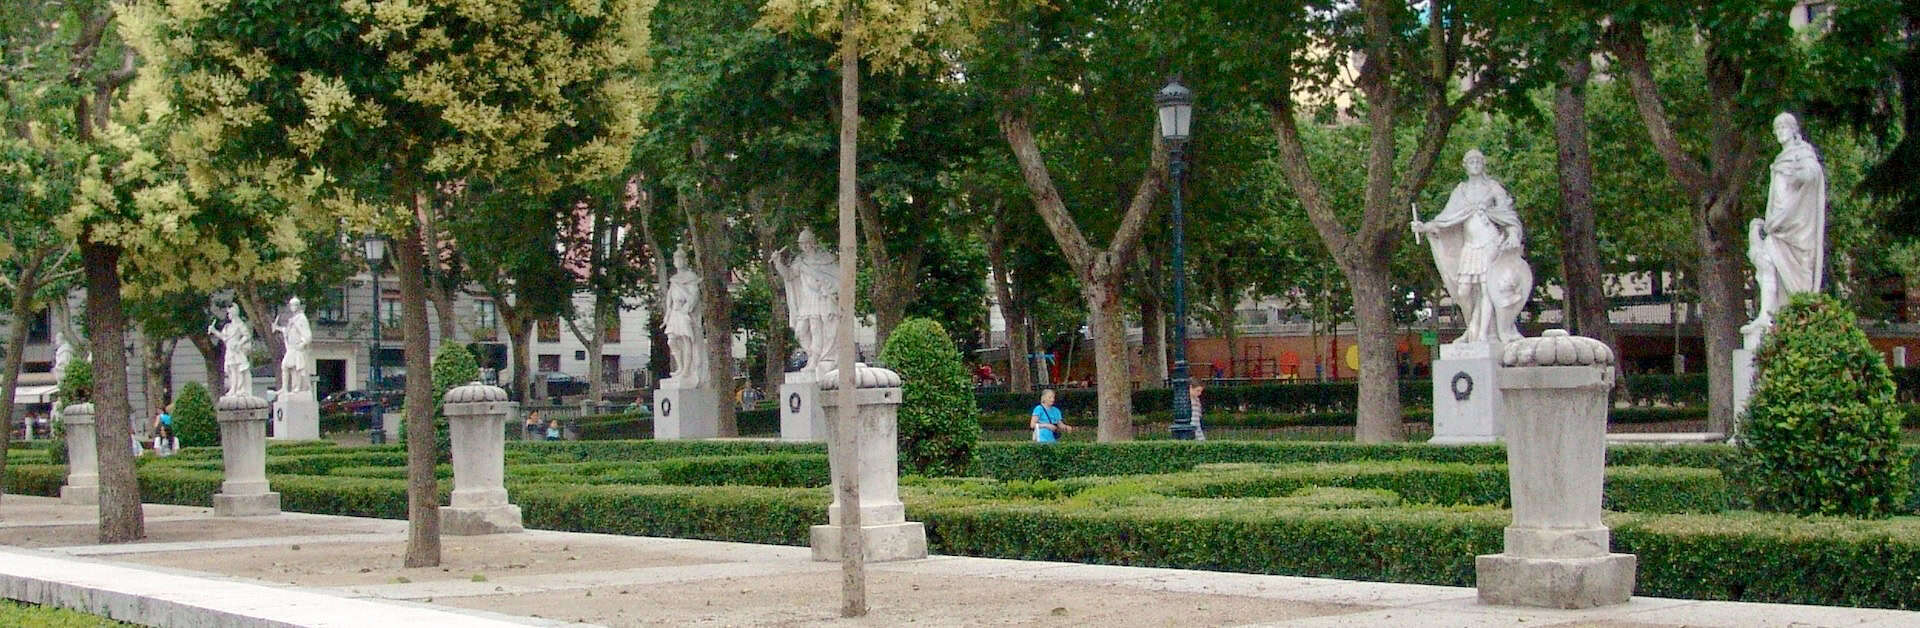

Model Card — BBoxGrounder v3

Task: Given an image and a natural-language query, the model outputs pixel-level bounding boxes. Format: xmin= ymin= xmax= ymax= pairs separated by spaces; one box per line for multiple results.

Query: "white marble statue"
xmin=273 ymin=297 xmax=312 ymax=393
xmin=664 ymin=245 xmax=708 ymax=388
xmin=774 ymin=228 xmax=842 ymax=380
xmin=53 ymin=330 xmax=75 ymax=384
xmin=1743 ymin=112 xmax=1827 ymax=347
xmin=1411 ymin=149 xmax=1534 ymax=346
xmin=209 ymin=303 xmax=253 ymax=398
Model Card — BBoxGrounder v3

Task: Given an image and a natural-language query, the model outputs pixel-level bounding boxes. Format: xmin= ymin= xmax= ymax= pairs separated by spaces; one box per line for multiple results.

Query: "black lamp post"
xmin=363 ymin=235 xmax=387 ymax=445
xmin=1158 ymin=78 xmax=1197 ymax=440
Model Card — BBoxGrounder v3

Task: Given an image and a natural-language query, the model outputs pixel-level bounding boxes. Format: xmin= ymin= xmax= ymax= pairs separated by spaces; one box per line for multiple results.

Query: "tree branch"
xmin=1606 ymin=21 xmax=1709 ymax=197
xmin=1105 ymin=132 xmax=1168 ymax=270
xmin=998 ymin=107 xmax=1097 ymax=278
xmin=1265 ymin=95 xmax=1354 ymax=267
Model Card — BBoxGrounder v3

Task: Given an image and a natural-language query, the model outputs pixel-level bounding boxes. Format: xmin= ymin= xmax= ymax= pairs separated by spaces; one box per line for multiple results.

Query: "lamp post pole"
xmin=365 ymin=237 xmax=386 ymax=445
xmin=1158 ymin=78 xmax=1197 ymax=441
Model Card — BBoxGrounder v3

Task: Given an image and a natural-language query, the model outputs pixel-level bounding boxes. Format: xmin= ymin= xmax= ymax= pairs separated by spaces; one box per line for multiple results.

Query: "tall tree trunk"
xmin=1695 ymin=209 xmax=1747 ymax=434
xmin=140 ymin=335 xmax=173 ymax=429
xmin=561 ymin=296 xmax=609 ymax=404
xmin=0 ymin=263 xmax=43 ymax=502
xmin=1221 ymin=291 xmax=1241 ymax=379
xmin=1138 ymin=275 xmax=1165 ymax=387
xmin=396 ymin=209 xmax=441 ymax=568
xmin=1086 ymin=279 xmax=1134 ymax=441
xmin=506 ymin=313 xmax=532 ymax=401
xmin=833 ymin=8 xmax=868 ymax=616
xmin=432 ymin=293 xmax=458 ymax=346
xmin=857 ymin=196 xmax=922 ymax=353
xmin=647 ymin=301 xmax=670 ymax=388
xmin=758 ymin=216 xmax=790 ymax=394
xmin=1347 ymin=262 xmax=1402 ymax=441
xmin=986 ymin=235 xmax=1031 ymax=394
xmin=684 ymin=194 xmax=737 ymax=436
xmin=189 ymin=334 xmax=224 ymax=400
xmin=80 ymin=238 xmax=143 ymax=542
xmin=1551 ymin=55 xmax=1624 ymax=393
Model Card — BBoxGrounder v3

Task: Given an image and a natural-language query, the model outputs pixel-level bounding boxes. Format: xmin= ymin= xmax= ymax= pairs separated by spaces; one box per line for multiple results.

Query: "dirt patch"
xmin=437 ymin=570 xmax=1368 ymax=627
xmin=0 ymin=497 xmax=210 ymax=526
xmin=0 ymin=516 xmax=363 ymax=549
xmin=121 ymin=534 xmax=715 ymax=587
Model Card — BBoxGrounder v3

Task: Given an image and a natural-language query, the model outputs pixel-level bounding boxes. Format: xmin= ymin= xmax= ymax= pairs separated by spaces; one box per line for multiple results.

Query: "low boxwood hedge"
xmin=967 ymin=441 xmax=1743 ymax=481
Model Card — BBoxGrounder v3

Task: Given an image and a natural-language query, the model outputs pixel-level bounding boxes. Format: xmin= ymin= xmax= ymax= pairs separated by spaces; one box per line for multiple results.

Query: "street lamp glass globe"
xmin=362 ymin=236 xmax=387 ymax=264
xmin=1155 ymin=78 xmax=1193 ymax=143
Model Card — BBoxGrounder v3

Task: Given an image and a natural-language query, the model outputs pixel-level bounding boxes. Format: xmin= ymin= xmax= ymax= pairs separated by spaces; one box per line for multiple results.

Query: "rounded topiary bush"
xmin=1736 ymin=293 xmax=1911 ymax=518
xmin=172 ymin=382 xmax=218 ymax=447
xmin=878 ymin=317 xmax=979 ymax=476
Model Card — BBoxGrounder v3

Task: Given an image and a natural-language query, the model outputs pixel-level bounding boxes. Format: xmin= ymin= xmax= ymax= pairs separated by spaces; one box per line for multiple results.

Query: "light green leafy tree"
xmin=134 ymin=0 xmax=655 ymax=567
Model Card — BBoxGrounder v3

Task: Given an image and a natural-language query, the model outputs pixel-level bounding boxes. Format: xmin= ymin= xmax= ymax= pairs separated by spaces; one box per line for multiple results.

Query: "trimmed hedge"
xmin=978 ymin=406 xmax=1713 ymax=432
xmin=966 ymin=441 xmax=1742 ymax=481
xmin=571 ymin=409 xmax=780 ymax=440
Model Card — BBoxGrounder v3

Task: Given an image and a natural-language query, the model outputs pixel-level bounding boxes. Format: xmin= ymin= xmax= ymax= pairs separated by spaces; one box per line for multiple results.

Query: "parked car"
xmin=320 ymin=390 xmax=374 ymax=415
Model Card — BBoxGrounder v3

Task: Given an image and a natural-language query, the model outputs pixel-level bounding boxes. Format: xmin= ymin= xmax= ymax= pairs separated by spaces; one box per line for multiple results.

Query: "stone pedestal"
xmin=1477 ymin=330 xmax=1635 ymax=609
xmin=1732 ymin=348 xmax=1756 ymax=422
xmin=810 ymin=365 xmax=927 ymax=563
xmin=273 ymin=389 xmax=320 ymax=441
xmin=779 ymin=372 xmax=827 ymax=442
xmin=653 ymin=377 xmax=719 ymax=440
xmin=59 ymin=403 xmax=98 ymax=505
xmin=1430 ymin=341 xmax=1504 ymax=445
xmin=214 ymin=394 xmax=280 ymax=516
xmin=440 ymin=382 xmax=523 ymax=535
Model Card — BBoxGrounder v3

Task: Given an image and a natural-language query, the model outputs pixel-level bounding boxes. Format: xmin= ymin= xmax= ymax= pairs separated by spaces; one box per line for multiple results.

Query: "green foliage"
xmin=880 ymin=318 xmax=979 ymax=476
xmin=57 ymin=360 xmax=91 ymax=405
xmin=1738 ymin=294 xmax=1912 ymax=517
xmin=967 ymin=440 xmax=1742 ymax=482
xmin=0 ymin=599 xmax=135 ymax=627
xmin=171 ymin=382 xmax=218 ymax=448
xmin=422 ymin=342 xmax=480 ymax=461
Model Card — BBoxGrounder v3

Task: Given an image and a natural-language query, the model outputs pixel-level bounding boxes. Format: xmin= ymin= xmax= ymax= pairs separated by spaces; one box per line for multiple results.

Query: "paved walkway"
xmin=0 ymin=495 xmax=1914 ymax=627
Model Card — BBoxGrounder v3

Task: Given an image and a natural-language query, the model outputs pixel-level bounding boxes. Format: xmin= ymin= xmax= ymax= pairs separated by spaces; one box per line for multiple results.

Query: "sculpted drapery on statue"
xmin=1412 ymin=149 xmax=1534 ymax=346
xmin=53 ymin=330 xmax=76 ymax=383
xmin=209 ymin=303 xmax=253 ymax=397
xmin=774 ymin=228 xmax=841 ymax=380
xmin=274 ymin=297 xmax=313 ymax=392
xmin=1744 ymin=112 xmax=1827 ymax=347
xmin=664 ymin=245 xmax=708 ymax=388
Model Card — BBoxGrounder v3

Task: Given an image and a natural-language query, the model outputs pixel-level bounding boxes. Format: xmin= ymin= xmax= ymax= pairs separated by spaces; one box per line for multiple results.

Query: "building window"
xmin=603 ymin=316 xmax=621 ymax=344
xmin=27 ymin=310 xmax=50 ymax=343
xmin=538 ymin=354 xmax=561 ymax=372
xmin=538 ymin=318 xmax=560 ymax=343
xmin=602 ymin=355 xmax=621 ymax=383
xmin=474 ymin=300 xmax=498 ymax=332
xmin=316 ymin=287 xmax=347 ymax=323
xmin=381 ymin=297 xmax=402 ymax=328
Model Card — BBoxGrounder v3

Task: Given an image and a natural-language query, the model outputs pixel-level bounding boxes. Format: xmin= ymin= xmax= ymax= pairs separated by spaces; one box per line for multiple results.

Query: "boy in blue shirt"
xmin=1030 ymin=389 xmax=1072 ymax=442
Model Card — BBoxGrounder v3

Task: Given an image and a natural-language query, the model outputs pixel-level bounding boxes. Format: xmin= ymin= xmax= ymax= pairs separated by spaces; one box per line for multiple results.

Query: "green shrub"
xmin=172 ymin=382 xmax=218 ymax=448
xmin=880 ymin=318 xmax=980 ymax=476
xmin=1276 ymin=486 xmax=1402 ymax=509
xmin=1737 ymin=294 xmax=1912 ymax=517
xmin=425 ymin=341 xmax=480 ymax=462
xmin=57 ymin=359 xmax=91 ymax=404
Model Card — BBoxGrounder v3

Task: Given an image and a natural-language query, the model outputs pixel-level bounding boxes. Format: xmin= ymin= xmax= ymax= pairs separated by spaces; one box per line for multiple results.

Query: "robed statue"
xmin=274 ymin=297 xmax=313 ymax=392
xmin=209 ymin=303 xmax=253 ymax=397
xmin=1743 ymin=112 xmax=1827 ymax=347
xmin=1411 ymin=149 xmax=1533 ymax=346
xmin=663 ymin=245 xmax=708 ymax=388
xmin=773 ymin=228 xmax=842 ymax=380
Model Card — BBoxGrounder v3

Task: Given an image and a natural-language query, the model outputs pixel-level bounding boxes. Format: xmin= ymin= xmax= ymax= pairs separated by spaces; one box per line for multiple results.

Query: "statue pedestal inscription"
xmin=653 ymin=377 xmax=719 ymax=440
xmin=780 ymin=372 xmax=827 ymax=442
xmin=1430 ymin=341 xmax=1505 ymax=445
xmin=273 ymin=389 xmax=320 ymax=440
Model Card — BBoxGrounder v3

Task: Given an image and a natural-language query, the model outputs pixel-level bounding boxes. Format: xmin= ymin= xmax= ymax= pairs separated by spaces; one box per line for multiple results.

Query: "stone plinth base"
xmin=59 ymin=485 xmax=97 ymax=505
xmin=1477 ymin=552 xmax=1635 ymax=609
xmin=779 ymin=375 xmax=826 ymax=442
xmin=440 ymin=505 xmax=525 ymax=535
xmin=653 ymin=381 xmax=720 ymax=440
xmin=1431 ymin=342 xmax=1504 ymax=445
xmin=810 ymin=522 xmax=927 ymax=562
xmin=213 ymin=492 xmax=281 ymax=517
xmin=1732 ymin=348 xmax=1756 ymax=421
xmin=274 ymin=391 xmax=320 ymax=440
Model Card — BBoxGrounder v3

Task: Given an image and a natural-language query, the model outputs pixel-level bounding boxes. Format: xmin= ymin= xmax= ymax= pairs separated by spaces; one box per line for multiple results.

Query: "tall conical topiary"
xmin=878 ymin=317 xmax=979 ymax=476
xmin=172 ymin=382 xmax=218 ymax=448
xmin=1737 ymin=293 xmax=1911 ymax=517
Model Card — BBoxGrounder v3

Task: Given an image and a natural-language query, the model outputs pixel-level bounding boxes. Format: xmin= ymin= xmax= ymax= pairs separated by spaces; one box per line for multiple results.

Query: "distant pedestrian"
xmin=1030 ymin=389 xmax=1071 ymax=443
xmin=1189 ymin=380 xmax=1207 ymax=442
xmin=524 ymin=411 xmax=542 ymax=441
xmin=152 ymin=424 xmax=178 ymax=457
xmin=545 ymin=418 xmax=562 ymax=441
